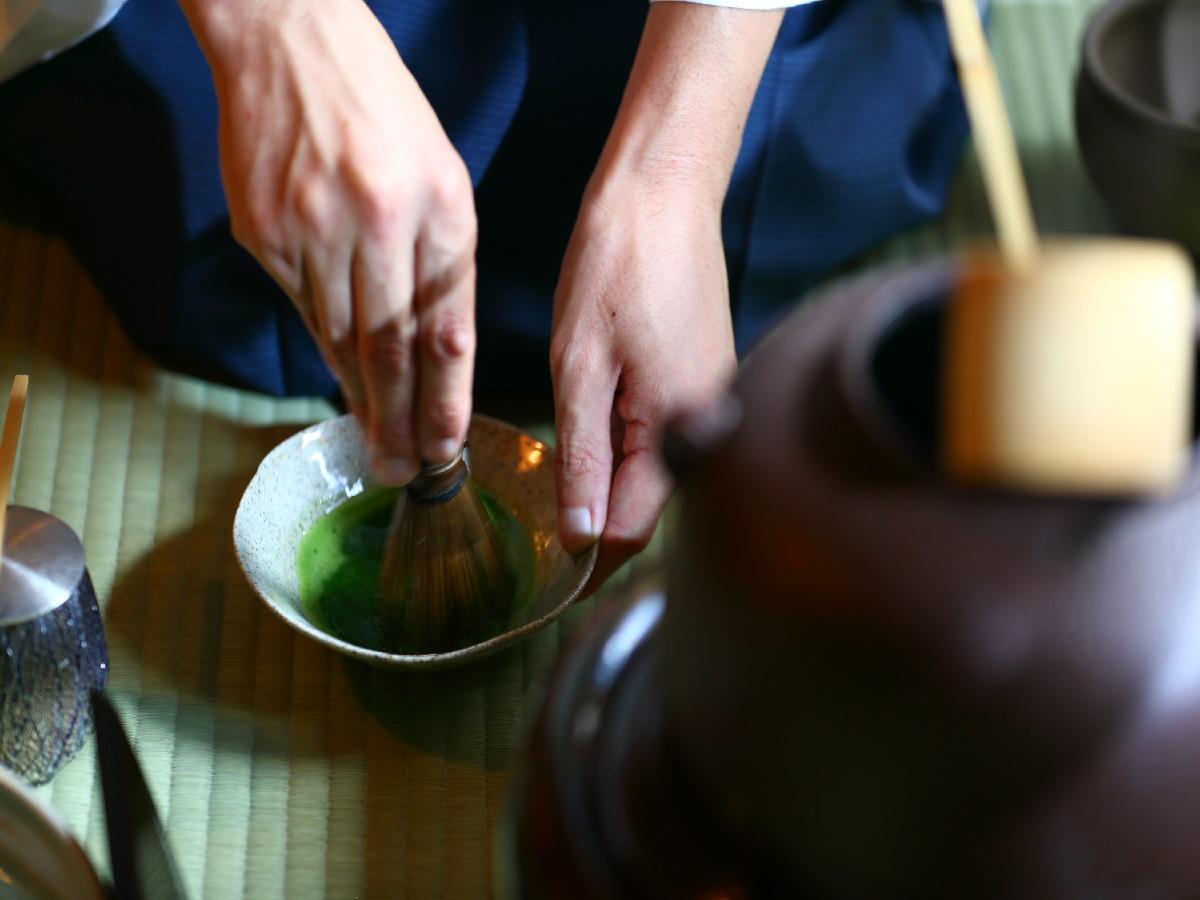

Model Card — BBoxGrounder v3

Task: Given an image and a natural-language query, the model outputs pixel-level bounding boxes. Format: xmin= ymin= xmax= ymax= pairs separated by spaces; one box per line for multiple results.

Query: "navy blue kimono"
xmin=0 ymin=0 xmax=969 ymax=398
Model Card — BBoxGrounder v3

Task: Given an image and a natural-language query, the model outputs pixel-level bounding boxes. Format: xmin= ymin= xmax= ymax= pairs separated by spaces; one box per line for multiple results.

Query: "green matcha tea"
xmin=297 ymin=485 xmax=535 ymax=652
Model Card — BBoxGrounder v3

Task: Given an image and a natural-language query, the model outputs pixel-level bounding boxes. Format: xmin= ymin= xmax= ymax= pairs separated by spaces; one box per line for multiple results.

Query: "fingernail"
xmin=373 ymin=456 xmax=418 ymax=485
xmin=561 ymin=507 xmax=598 ymax=551
xmin=427 ymin=439 xmax=461 ymax=466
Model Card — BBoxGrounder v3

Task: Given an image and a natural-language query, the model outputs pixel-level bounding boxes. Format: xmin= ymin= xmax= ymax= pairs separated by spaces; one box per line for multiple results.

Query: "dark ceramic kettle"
xmin=508 ymin=258 xmax=1200 ymax=898
xmin=661 ymin=258 xmax=1200 ymax=897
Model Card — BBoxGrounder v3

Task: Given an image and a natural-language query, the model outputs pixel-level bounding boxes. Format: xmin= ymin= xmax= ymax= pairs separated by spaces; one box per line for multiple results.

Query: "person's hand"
xmin=549 ymin=2 xmax=783 ymax=587
xmin=180 ymin=0 xmax=476 ymax=482
xmin=552 ymin=181 xmax=736 ymax=587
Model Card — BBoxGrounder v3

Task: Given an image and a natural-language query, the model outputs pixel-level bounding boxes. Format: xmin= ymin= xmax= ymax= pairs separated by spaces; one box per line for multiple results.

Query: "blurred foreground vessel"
xmin=509 ymin=260 xmax=1200 ymax=898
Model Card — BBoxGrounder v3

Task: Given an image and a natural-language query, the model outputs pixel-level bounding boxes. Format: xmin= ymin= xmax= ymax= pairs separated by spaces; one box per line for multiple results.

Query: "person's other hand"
xmin=182 ymin=0 xmax=476 ymax=482
xmin=548 ymin=2 xmax=782 ymax=588
xmin=551 ymin=181 xmax=736 ymax=588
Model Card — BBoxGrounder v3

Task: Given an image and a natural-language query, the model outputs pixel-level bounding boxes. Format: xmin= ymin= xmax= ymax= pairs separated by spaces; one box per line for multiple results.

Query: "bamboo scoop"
xmin=0 ymin=375 xmax=29 ymax=568
xmin=941 ymin=0 xmax=1194 ymax=494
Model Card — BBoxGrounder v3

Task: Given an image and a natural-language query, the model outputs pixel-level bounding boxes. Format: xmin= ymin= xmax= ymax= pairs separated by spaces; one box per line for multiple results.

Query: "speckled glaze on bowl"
xmin=233 ymin=414 xmax=597 ymax=670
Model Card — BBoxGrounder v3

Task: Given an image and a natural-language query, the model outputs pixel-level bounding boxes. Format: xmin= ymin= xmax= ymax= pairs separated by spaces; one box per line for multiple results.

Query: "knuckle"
xmin=346 ymin=162 xmax=409 ymax=240
xmin=549 ymin=340 xmax=597 ymax=393
xmin=445 ymin=211 xmax=478 ymax=254
xmin=428 ymin=164 xmax=473 ymax=218
xmin=423 ymin=397 xmax=467 ymax=440
xmin=420 ymin=314 xmax=474 ymax=365
xmin=361 ymin=323 xmax=413 ymax=380
xmin=295 ymin=179 xmax=336 ymax=242
xmin=426 ymin=171 xmax=477 ymax=251
xmin=343 ymin=154 xmax=408 ymax=240
xmin=548 ymin=337 xmax=575 ymax=378
xmin=555 ymin=440 xmax=606 ymax=481
xmin=328 ymin=332 xmax=359 ymax=373
xmin=373 ymin=415 xmax=415 ymax=456
xmin=323 ymin=313 xmax=354 ymax=348
xmin=360 ymin=187 xmax=406 ymax=238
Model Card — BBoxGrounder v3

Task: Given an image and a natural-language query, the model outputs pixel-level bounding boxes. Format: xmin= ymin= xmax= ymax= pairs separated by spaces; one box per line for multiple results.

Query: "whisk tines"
xmin=378 ymin=448 xmax=514 ymax=653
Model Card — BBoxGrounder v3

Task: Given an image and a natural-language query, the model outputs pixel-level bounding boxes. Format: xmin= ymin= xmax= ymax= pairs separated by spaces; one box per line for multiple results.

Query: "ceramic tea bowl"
xmin=233 ymin=414 xmax=597 ymax=670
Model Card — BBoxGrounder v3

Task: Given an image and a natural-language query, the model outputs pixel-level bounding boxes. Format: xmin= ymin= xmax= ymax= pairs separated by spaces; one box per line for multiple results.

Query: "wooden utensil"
xmin=943 ymin=0 xmax=1038 ymax=271
xmin=0 ymin=375 xmax=29 ymax=566
xmin=941 ymin=0 xmax=1194 ymax=494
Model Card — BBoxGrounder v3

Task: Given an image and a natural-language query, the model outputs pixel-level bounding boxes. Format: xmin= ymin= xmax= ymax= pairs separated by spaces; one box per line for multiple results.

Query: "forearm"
xmin=176 ymin=0 xmax=326 ymax=76
xmin=177 ymin=0 xmax=266 ymax=54
xmin=591 ymin=2 xmax=784 ymax=209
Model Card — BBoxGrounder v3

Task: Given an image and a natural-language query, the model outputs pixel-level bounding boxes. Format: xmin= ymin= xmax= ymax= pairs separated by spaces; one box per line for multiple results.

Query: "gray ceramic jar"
xmin=662 ymin=260 xmax=1200 ymax=897
xmin=1075 ymin=0 xmax=1200 ymax=253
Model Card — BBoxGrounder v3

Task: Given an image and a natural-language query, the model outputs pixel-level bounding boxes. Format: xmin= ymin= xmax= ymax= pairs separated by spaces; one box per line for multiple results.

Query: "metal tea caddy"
xmin=0 ymin=376 xmax=107 ymax=786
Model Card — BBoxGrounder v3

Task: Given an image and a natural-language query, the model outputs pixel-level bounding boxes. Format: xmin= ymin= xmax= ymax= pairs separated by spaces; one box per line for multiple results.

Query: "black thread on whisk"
xmin=408 ymin=470 xmax=467 ymax=505
xmin=405 ymin=446 xmax=469 ymax=505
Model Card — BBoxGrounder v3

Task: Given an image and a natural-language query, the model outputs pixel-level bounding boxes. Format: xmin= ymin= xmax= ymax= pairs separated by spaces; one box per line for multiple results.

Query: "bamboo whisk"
xmin=378 ymin=448 xmax=514 ymax=653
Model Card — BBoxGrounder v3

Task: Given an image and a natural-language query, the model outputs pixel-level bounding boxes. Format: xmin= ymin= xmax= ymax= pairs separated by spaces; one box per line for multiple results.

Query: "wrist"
xmin=586 ymin=149 xmax=728 ymax=226
xmin=592 ymin=113 xmax=733 ymax=214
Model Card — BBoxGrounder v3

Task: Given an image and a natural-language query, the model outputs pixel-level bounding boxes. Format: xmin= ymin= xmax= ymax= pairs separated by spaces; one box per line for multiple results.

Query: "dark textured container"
xmin=510 ymin=261 xmax=1200 ymax=898
xmin=1075 ymin=0 xmax=1200 ymax=252
xmin=0 ymin=506 xmax=108 ymax=785
xmin=664 ymin=260 xmax=1200 ymax=897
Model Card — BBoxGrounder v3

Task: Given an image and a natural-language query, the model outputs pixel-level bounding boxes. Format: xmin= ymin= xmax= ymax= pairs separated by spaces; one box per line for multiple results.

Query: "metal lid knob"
xmin=0 ymin=506 xmax=85 ymax=627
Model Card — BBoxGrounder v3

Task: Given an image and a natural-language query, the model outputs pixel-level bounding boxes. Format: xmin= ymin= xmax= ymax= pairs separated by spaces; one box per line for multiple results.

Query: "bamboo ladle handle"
xmin=940 ymin=1 xmax=1193 ymax=495
xmin=943 ymin=0 xmax=1039 ymax=270
xmin=0 ymin=375 xmax=30 ymax=568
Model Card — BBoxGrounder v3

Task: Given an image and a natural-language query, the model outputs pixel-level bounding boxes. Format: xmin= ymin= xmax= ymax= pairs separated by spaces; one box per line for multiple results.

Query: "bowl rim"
xmin=232 ymin=413 xmax=598 ymax=670
xmin=837 ymin=255 xmax=1200 ymax=501
xmin=1080 ymin=0 xmax=1200 ymax=142
xmin=0 ymin=765 xmax=107 ymax=898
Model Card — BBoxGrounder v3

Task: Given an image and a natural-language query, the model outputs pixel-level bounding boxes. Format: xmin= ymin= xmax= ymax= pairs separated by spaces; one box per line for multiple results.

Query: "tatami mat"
xmin=0 ymin=1 xmax=1112 ymax=896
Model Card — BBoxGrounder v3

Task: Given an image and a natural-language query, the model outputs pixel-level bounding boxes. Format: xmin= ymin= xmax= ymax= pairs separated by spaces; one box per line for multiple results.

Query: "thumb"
xmin=552 ymin=353 xmax=616 ymax=555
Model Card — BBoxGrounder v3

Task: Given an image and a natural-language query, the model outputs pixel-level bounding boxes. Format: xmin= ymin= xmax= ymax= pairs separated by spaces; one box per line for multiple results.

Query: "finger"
xmin=552 ymin=348 xmax=617 ymax=555
xmin=584 ymin=448 xmax=673 ymax=595
xmin=322 ymin=341 xmax=369 ymax=431
xmin=413 ymin=228 xmax=476 ymax=465
xmin=354 ymin=239 xmax=419 ymax=485
xmin=303 ymin=252 xmax=369 ymax=429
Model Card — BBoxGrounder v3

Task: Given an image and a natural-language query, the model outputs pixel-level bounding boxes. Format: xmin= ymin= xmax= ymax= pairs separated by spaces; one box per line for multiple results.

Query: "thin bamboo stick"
xmin=0 ymin=375 xmax=30 ymax=567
